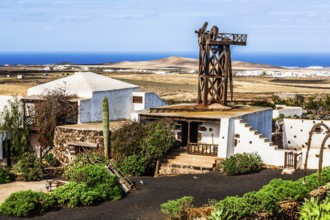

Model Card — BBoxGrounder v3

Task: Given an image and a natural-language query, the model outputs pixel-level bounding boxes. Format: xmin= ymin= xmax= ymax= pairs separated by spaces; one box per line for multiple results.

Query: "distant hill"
xmin=105 ymin=56 xmax=283 ymax=70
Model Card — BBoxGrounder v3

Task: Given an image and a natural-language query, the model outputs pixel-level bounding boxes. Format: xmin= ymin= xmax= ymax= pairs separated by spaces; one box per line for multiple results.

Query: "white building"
xmin=26 ymin=72 xmax=166 ymax=123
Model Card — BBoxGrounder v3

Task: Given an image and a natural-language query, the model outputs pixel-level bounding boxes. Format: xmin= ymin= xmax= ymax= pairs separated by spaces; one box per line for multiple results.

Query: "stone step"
xmin=163 ymin=159 xmax=215 ymax=169
xmin=281 ymin=167 xmax=295 ymax=175
xmin=166 ymin=153 xmax=218 ymax=160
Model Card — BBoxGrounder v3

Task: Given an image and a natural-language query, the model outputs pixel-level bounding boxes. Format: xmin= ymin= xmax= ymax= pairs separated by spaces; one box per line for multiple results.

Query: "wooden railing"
xmin=284 ymin=152 xmax=303 ymax=170
xmin=217 ymin=33 xmax=247 ymax=45
xmin=188 ymin=143 xmax=218 ymax=156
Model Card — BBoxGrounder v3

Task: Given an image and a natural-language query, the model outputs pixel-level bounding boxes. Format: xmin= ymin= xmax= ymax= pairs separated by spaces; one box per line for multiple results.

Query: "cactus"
xmin=102 ymin=97 xmax=110 ymax=159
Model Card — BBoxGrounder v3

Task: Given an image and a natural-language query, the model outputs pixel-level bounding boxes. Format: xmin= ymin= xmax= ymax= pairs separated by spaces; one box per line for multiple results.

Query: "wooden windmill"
xmin=196 ymin=22 xmax=247 ymax=109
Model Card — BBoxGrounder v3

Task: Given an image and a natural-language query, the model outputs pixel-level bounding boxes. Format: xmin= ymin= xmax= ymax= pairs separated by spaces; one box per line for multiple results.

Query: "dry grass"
xmin=2 ymin=71 xmax=330 ymax=103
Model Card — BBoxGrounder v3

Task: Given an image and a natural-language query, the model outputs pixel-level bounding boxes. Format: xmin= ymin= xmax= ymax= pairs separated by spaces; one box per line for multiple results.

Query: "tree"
xmin=34 ymin=87 xmax=78 ymax=149
xmin=0 ymin=97 xmax=29 ymax=160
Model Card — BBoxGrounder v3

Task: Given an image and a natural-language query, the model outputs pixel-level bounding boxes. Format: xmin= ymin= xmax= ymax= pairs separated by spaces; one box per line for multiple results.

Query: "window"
xmin=133 ymin=96 xmax=143 ymax=103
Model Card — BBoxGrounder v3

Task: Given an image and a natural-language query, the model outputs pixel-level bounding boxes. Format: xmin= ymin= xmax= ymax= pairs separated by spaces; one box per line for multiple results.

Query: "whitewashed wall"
xmin=79 ymin=88 xmax=139 ymax=123
xmin=144 ymin=92 xmax=167 ymax=109
xmin=199 ymin=122 xmax=220 ymax=145
xmin=273 ymin=106 xmax=303 ymax=118
xmin=132 ymin=92 xmax=166 ymax=112
xmin=241 ymin=109 xmax=273 ymax=140
xmin=302 ymin=148 xmax=330 ymax=169
xmin=234 ymin=119 xmax=286 ymax=166
xmin=283 ymin=119 xmax=330 ymax=149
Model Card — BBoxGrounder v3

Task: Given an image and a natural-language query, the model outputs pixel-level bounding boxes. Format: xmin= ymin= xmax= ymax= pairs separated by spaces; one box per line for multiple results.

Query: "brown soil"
xmin=0 ymin=169 xmax=314 ymax=220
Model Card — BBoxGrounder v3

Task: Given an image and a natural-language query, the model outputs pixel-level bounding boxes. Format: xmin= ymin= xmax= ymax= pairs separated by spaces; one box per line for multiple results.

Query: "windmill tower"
xmin=196 ymin=22 xmax=247 ymax=109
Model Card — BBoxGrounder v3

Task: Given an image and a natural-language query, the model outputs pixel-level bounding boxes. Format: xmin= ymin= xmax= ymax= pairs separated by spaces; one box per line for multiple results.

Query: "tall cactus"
xmin=102 ymin=97 xmax=110 ymax=159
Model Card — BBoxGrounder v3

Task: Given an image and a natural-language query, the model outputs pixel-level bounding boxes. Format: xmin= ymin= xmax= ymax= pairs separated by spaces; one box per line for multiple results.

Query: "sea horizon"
xmin=0 ymin=51 xmax=329 ymax=68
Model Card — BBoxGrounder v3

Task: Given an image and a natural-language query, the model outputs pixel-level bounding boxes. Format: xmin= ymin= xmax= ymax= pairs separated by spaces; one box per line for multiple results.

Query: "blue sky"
xmin=0 ymin=0 xmax=329 ymax=53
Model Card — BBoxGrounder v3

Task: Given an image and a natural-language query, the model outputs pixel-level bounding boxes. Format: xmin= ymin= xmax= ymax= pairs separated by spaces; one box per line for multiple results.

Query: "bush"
xmin=120 ymin=154 xmax=146 ymax=176
xmin=222 ymin=153 xmax=263 ymax=176
xmin=54 ymin=164 xmax=122 ymax=207
xmin=12 ymin=152 xmax=43 ymax=181
xmin=0 ymin=167 xmax=13 ymax=184
xmin=160 ymin=196 xmax=193 ymax=219
xmin=299 ymin=197 xmax=330 ymax=220
xmin=44 ymin=153 xmax=60 ymax=167
xmin=112 ymin=121 xmax=175 ymax=176
xmin=63 ymin=151 xmax=107 ymax=179
xmin=213 ymin=168 xmax=330 ymax=218
xmin=0 ymin=190 xmax=54 ymax=217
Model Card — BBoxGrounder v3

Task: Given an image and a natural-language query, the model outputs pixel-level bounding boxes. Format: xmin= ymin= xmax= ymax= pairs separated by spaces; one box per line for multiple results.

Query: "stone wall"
xmin=53 ymin=127 xmax=104 ymax=163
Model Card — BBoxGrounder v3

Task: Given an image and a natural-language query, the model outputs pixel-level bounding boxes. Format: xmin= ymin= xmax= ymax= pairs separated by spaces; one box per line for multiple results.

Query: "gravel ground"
xmin=0 ymin=169 xmax=314 ymax=220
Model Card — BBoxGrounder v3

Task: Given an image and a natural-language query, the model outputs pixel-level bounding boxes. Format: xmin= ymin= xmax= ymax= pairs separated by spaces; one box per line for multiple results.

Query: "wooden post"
xmin=187 ymin=121 xmax=191 ymax=152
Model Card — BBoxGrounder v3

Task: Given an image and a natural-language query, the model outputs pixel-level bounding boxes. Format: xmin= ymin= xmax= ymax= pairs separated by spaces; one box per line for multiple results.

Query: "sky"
xmin=0 ymin=0 xmax=330 ymax=54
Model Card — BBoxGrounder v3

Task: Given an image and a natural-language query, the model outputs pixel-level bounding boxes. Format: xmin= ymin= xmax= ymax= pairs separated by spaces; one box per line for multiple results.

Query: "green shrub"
xmin=213 ymin=168 xmax=330 ymax=218
xmin=299 ymin=197 xmax=330 ymax=220
xmin=52 ymin=181 xmax=122 ymax=208
xmin=222 ymin=153 xmax=263 ymax=176
xmin=112 ymin=121 xmax=175 ymax=176
xmin=0 ymin=190 xmax=54 ymax=217
xmin=63 ymin=151 xmax=107 ymax=179
xmin=160 ymin=196 xmax=193 ymax=219
xmin=120 ymin=154 xmax=146 ymax=176
xmin=0 ymin=167 xmax=13 ymax=184
xmin=208 ymin=207 xmax=234 ymax=220
xmin=44 ymin=153 xmax=60 ymax=167
xmin=54 ymin=164 xmax=122 ymax=208
xmin=12 ymin=152 xmax=43 ymax=181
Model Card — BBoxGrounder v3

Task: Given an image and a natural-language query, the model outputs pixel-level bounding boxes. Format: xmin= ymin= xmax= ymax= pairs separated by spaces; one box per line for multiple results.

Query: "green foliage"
xmin=299 ymin=197 xmax=330 ymax=220
xmin=12 ymin=152 xmax=43 ymax=181
xmin=0 ymin=97 xmax=29 ymax=159
xmin=44 ymin=153 xmax=60 ymax=167
xmin=213 ymin=168 xmax=330 ymax=218
xmin=111 ymin=122 xmax=145 ymax=162
xmin=0 ymin=167 xmax=13 ymax=184
xmin=160 ymin=196 xmax=194 ymax=219
xmin=208 ymin=207 xmax=234 ymax=220
xmin=249 ymin=101 xmax=275 ymax=109
xmin=120 ymin=154 xmax=146 ymax=176
xmin=0 ymin=190 xmax=54 ymax=217
xmin=55 ymin=164 xmax=122 ymax=207
xmin=112 ymin=121 xmax=175 ymax=176
xmin=222 ymin=153 xmax=263 ymax=176
xmin=102 ymin=96 xmax=110 ymax=159
xmin=63 ymin=151 xmax=107 ymax=179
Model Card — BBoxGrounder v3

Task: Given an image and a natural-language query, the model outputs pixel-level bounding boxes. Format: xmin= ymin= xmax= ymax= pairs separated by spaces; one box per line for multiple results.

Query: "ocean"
xmin=0 ymin=52 xmax=329 ymax=68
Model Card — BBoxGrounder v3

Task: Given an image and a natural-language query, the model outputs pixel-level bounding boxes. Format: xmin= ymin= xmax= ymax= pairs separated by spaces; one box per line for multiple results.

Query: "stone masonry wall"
xmin=53 ymin=127 xmax=104 ymax=163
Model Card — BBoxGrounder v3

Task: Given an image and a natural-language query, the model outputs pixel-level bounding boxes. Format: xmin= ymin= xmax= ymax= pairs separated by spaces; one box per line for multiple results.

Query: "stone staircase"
xmin=158 ymin=148 xmax=219 ymax=175
xmin=237 ymin=119 xmax=278 ymax=150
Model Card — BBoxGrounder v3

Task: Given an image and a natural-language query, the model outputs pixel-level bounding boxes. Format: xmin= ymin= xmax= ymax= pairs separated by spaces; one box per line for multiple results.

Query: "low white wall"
xmin=241 ymin=109 xmax=272 ymax=140
xmin=302 ymin=148 xmax=330 ymax=169
xmin=273 ymin=105 xmax=303 ymax=118
xmin=234 ymin=119 xmax=285 ymax=166
xmin=283 ymin=119 xmax=330 ymax=149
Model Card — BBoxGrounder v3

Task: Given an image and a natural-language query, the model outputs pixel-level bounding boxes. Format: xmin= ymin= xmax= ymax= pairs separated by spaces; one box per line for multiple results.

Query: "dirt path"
xmin=0 ymin=180 xmax=48 ymax=204
xmin=0 ymin=169 xmax=314 ymax=220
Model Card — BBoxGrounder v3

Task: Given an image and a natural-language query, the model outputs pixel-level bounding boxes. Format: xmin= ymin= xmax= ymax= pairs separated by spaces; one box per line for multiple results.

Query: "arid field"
xmin=1 ymin=57 xmax=330 ymax=102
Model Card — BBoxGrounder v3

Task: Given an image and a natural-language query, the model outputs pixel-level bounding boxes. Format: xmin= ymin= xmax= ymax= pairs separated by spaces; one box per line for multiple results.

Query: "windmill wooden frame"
xmin=196 ymin=22 xmax=247 ymax=107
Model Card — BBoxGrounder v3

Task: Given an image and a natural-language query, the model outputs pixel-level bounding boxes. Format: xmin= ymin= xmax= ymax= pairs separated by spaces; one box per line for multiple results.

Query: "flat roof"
xmin=56 ymin=120 xmax=131 ymax=131
xmin=138 ymin=104 xmax=271 ymax=121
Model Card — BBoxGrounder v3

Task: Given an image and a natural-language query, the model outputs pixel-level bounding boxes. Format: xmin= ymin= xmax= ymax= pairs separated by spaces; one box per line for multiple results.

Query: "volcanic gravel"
xmin=0 ymin=169 xmax=314 ymax=220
